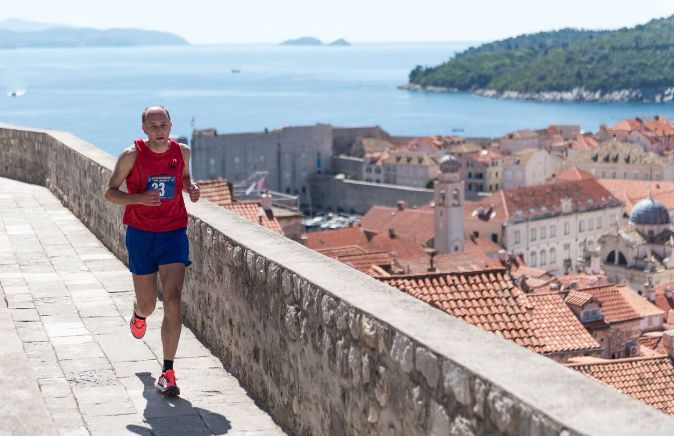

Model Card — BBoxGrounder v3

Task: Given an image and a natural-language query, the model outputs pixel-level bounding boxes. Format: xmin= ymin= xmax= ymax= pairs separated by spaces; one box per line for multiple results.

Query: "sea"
xmin=3 ymin=42 xmax=674 ymax=157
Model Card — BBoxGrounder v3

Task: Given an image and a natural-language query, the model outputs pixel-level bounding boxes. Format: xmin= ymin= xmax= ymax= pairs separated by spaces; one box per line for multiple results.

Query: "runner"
xmin=104 ymin=105 xmax=200 ymax=396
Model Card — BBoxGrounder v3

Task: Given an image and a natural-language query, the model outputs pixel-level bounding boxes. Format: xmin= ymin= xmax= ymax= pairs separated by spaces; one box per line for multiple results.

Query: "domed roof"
xmin=439 ymin=154 xmax=460 ymax=173
xmin=629 ymin=197 xmax=671 ymax=226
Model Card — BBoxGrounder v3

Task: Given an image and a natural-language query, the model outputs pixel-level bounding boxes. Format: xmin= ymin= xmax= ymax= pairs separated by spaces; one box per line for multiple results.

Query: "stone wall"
xmin=3 ymin=123 xmax=674 ymax=435
xmin=309 ymin=174 xmax=434 ymax=214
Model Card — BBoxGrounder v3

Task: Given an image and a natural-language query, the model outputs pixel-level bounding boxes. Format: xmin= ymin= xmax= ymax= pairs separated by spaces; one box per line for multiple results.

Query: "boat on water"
xmin=7 ymin=89 xmax=26 ymax=97
xmin=231 ymin=69 xmax=241 ymax=74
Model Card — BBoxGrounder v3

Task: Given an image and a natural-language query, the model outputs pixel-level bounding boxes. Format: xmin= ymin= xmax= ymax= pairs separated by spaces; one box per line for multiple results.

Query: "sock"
xmin=163 ymin=360 xmax=174 ymax=372
xmin=133 ymin=312 xmax=146 ymax=320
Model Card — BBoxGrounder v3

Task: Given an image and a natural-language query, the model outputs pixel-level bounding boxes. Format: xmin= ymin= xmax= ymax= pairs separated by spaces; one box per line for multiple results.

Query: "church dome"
xmin=439 ymin=154 xmax=460 ymax=173
xmin=629 ymin=197 xmax=671 ymax=226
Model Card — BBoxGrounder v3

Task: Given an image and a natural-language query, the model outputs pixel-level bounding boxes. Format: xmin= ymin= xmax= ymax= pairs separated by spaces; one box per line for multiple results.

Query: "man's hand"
xmin=137 ymin=189 xmax=161 ymax=206
xmin=188 ymin=183 xmax=200 ymax=203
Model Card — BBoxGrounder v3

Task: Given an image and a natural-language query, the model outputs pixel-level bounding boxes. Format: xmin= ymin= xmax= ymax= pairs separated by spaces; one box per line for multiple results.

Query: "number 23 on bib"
xmin=146 ymin=175 xmax=176 ymax=200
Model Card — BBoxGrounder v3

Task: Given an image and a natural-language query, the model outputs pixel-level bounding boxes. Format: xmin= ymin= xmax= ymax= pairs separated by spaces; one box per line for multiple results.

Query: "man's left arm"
xmin=180 ymin=144 xmax=200 ymax=202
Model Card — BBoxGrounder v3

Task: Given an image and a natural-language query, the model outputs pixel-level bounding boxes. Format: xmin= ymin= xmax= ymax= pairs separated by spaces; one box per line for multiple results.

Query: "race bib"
xmin=146 ymin=175 xmax=176 ymax=200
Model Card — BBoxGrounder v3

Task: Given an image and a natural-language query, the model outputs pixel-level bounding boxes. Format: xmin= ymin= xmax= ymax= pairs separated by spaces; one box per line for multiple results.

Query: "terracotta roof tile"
xmin=599 ymin=179 xmax=674 ymax=215
xmin=339 ymin=252 xmax=391 ymax=273
xmin=565 ymin=290 xmax=593 ymax=307
xmin=554 ymin=166 xmax=595 ymax=181
xmin=379 ymin=269 xmax=546 ymax=352
xmin=316 ymin=245 xmax=368 ymax=258
xmin=196 ymin=178 xmax=233 ymax=206
xmin=221 ymin=203 xmax=284 ymax=235
xmin=616 ymin=286 xmax=665 ymax=318
xmin=304 ymin=227 xmax=370 ymax=250
xmin=654 ymin=281 xmax=674 ymax=314
xmin=569 ymin=356 xmax=674 ymax=416
xmin=359 ymin=206 xmax=434 ymax=245
xmin=581 ymin=285 xmax=642 ymax=324
xmin=527 ymin=293 xmax=600 ymax=354
xmin=639 ymin=333 xmax=667 ymax=357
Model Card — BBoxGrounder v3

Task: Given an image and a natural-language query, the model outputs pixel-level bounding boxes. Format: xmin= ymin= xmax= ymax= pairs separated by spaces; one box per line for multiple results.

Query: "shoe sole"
xmin=130 ymin=320 xmax=146 ymax=339
xmin=156 ymin=384 xmax=180 ymax=396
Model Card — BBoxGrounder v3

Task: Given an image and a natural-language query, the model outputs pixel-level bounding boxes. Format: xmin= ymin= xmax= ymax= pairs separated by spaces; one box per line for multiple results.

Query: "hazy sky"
xmin=3 ymin=0 xmax=674 ymax=44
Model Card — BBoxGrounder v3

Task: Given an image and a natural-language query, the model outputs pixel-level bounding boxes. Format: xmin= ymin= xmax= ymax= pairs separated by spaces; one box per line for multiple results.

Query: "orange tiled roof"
xmin=368 ymin=232 xmax=427 ymax=261
xmin=598 ymin=179 xmax=674 ymax=215
xmin=568 ymin=356 xmax=674 ymax=416
xmin=616 ymin=286 xmax=665 ymax=318
xmin=569 ymin=134 xmax=598 ymax=150
xmin=527 ymin=293 xmax=601 ymax=354
xmin=197 ymin=178 xmax=233 ymax=206
xmin=565 ymin=290 xmax=593 ymax=307
xmin=221 ymin=203 xmax=284 ymax=235
xmin=496 ymin=179 xmax=621 ymax=220
xmin=359 ymin=206 xmax=434 ymax=245
xmin=316 ymin=245 xmax=368 ymax=258
xmin=304 ymin=227 xmax=370 ymax=250
xmin=581 ymin=285 xmax=642 ymax=324
xmin=554 ymin=166 xmax=595 ymax=181
xmin=340 ymin=251 xmax=391 ymax=273
xmin=654 ymin=281 xmax=674 ymax=314
xmin=639 ymin=333 xmax=667 ymax=357
xmin=379 ymin=270 xmax=545 ymax=352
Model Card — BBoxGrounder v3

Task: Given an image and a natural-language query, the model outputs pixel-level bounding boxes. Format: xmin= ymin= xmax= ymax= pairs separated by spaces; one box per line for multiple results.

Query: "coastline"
xmin=400 ymin=83 xmax=674 ymax=103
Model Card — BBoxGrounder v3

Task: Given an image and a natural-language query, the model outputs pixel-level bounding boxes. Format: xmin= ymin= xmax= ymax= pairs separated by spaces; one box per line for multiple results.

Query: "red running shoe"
xmin=129 ymin=313 xmax=146 ymax=339
xmin=155 ymin=369 xmax=180 ymax=396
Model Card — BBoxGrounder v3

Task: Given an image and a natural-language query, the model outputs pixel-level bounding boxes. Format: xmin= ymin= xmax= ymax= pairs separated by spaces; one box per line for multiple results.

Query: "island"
xmin=0 ymin=18 xmax=188 ymax=49
xmin=405 ymin=15 xmax=674 ymax=102
xmin=280 ymin=36 xmax=350 ymax=47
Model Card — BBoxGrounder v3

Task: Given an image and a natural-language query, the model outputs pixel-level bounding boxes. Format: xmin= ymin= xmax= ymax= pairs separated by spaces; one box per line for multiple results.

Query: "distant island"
xmin=280 ymin=36 xmax=350 ymax=47
xmin=405 ymin=15 xmax=674 ymax=103
xmin=0 ymin=18 xmax=188 ymax=49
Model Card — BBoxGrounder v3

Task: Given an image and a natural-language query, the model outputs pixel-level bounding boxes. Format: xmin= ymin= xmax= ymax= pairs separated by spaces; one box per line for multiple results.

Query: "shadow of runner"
xmin=127 ymin=372 xmax=232 ymax=436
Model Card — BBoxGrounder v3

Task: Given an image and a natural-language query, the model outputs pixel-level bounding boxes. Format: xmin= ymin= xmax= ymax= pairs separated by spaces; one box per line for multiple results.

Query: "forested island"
xmin=406 ymin=15 xmax=674 ymax=102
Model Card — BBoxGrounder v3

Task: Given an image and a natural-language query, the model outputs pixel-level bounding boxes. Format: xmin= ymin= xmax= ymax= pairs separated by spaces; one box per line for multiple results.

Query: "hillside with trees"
xmin=407 ymin=15 xmax=674 ymax=102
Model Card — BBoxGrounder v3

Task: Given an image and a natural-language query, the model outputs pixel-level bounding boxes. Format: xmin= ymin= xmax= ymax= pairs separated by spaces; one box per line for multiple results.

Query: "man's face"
xmin=142 ymin=110 xmax=172 ymax=144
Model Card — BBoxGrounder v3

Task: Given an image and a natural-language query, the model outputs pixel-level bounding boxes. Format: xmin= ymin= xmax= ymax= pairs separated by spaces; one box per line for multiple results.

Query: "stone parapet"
xmin=2 ymin=122 xmax=674 ymax=435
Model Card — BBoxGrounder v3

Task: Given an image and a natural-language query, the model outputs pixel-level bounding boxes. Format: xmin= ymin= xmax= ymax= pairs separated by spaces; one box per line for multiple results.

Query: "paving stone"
xmin=97 ymin=333 xmax=156 ymax=362
xmin=82 ymin=316 xmax=128 ymax=335
xmin=72 ymin=385 xmax=136 ymax=416
xmin=9 ymin=307 xmax=40 ymax=321
xmin=53 ymin=340 xmax=106 ymax=361
xmin=75 ymin=300 xmax=121 ymax=318
xmin=83 ymin=414 xmax=151 ymax=436
xmin=145 ymin=414 xmax=211 ymax=436
xmin=16 ymin=321 xmax=49 ymax=342
xmin=111 ymin=360 xmax=162 ymax=379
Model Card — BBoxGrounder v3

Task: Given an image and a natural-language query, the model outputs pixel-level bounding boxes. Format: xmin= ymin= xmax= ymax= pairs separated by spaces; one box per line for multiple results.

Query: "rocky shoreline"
xmin=400 ymin=83 xmax=674 ymax=103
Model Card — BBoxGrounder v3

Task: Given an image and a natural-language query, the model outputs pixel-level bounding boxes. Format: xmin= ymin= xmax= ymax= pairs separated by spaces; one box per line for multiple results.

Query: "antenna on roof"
xmin=648 ymin=162 xmax=654 ymax=199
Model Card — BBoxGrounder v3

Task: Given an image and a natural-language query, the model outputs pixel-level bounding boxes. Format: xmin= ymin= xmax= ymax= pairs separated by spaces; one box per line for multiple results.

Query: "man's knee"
xmin=136 ymin=299 xmax=156 ymax=317
xmin=163 ymin=294 xmax=181 ymax=319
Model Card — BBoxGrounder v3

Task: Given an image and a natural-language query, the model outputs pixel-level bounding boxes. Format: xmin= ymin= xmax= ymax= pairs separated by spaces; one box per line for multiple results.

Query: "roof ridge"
xmin=566 ymin=355 xmax=669 ymax=367
xmin=380 ymin=267 xmax=507 ymax=281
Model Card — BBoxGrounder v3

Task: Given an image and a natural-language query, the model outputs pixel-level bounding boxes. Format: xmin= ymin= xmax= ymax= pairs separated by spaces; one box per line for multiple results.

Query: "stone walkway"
xmin=0 ymin=177 xmax=285 ymax=436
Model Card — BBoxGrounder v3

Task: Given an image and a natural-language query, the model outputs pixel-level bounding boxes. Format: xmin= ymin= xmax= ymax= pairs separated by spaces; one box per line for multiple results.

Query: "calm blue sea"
xmin=3 ymin=42 xmax=674 ymax=156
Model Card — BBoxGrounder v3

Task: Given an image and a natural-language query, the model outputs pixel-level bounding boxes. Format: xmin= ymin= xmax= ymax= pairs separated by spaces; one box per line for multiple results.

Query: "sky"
xmin=2 ymin=0 xmax=674 ymax=44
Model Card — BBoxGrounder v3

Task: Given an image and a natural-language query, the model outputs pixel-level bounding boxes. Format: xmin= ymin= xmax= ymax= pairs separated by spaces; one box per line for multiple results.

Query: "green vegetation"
xmin=409 ymin=15 xmax=674 ymax=96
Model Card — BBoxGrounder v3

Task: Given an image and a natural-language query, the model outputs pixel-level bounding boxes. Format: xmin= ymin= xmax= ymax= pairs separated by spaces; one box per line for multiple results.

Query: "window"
xmin=550 ymin=225 xmax=556 ymax=238
xmin=579 ymin=220 xmax=585 ymax=232
xmin=550 ymin=247 xmax=556 ymax=263
xmin=564 ymin=222 xmax=570 ymax=235
xmin=540 ymin=250 xmax=546 ymax=266
xmin=540 ymin=226 xmax=546 ymax=240
xmin=234 ymin=156 xmax=240 ymax=164
xmin=366 ymin=167 xmax=372 ymax=173
xmin=530 ymin=228 xmax=537 ymax=241
xmin=597 ymin=217 xmax=602 ymax=229
xmin=563 ymin=243 xmax=571 ymax=259
xmin=514 ymin=230 xmax=521 ymax=244
xmin=588 ymin=218 xmax=594 ymax=231
xmin=491 ymin=233 xmax=498 ymax=243
xmin=530 ymin=252 xmax=537 ymax=267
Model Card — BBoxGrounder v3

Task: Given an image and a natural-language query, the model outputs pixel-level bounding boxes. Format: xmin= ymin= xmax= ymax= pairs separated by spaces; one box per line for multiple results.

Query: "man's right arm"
xmin=104 ymin=148 xmax=160 ymax=206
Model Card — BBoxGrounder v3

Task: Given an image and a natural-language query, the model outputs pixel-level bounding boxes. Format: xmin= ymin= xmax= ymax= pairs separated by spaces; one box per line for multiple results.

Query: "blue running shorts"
xmin=125 ymin=226 xmax=192 ymax=275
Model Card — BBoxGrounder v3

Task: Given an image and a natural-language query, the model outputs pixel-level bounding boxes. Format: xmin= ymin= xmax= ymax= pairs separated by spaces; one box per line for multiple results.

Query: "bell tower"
xmin=434 ymin=155 xmax=464 ymax=254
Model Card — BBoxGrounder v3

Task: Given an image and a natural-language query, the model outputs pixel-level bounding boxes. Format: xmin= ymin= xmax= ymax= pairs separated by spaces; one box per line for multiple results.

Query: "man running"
xmin=104 ymin=105 xmax=200 ymax=396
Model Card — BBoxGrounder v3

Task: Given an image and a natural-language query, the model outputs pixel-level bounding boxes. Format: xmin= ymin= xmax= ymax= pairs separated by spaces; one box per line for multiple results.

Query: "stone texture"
xmin=390 ymin=332 xmax=414 ymax=373
xmin=416 ymin=347 xmax=440 ymax=389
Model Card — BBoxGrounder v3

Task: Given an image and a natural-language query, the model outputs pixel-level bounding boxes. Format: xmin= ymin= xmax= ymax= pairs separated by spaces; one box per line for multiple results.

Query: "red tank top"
xmin=122 ymin=139 xmax=188 ymax=232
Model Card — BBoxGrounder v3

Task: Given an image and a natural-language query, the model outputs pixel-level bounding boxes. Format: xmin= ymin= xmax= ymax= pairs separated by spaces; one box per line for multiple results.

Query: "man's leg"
xmin=158 ymin=263 xmax=185 ymax=361
xmin=132 ymin=273 xmax=158 ymax=318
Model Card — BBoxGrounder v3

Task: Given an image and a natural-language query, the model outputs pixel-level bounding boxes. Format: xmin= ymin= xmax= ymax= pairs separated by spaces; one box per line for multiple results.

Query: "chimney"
xmin=645 ymin=280 xmax=656 ymax=302
xmin=666 ymin=285 xmax=673 ymax=299
xmin=590 ymin=251 xmax=601 ymax=275
xmin=396 ymin=200 xmax=406 ymax=211
xmin=663 ymin=330 xmax=674 ymax=359
xmin=257 ymin=207 xmax=265 ymax=225
xmin=260 ymin=190 xmax=273 ymax=211
xmin=425 ymin=248 xmax=437 ymax=273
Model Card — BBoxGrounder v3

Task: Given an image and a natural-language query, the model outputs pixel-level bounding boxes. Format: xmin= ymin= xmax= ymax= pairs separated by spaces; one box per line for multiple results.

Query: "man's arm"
xmin=104 ymin=147 xmax=160 ymax=206
xmin=180 ymin=144 xmax=200 ymax=203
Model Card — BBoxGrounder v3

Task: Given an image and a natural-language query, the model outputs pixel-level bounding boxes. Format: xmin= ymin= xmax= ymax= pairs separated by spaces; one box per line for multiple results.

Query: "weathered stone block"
xmin=360 ymin=316 xmax=378 ymax=349
xmin=473 ymin=379 xmax=487 ymax=419
xmin=321 ymin=294 xmax=336 ymax=326
xmin=416 ymin=347 xmax=439 ymax=389
xmin=348 ymin=345 xmax=361 ymax=384
xmin=450 ymin=415 xmax=476 ymax=436
xmin=443 ymin=361 xmax=472 ymax=406
xmin=488 ymin=388 xmax=515 ymax=434
xmin=429 ymin=399 xmax=450 ymax=436
xmin=391 ymin=332 xmax=414 ymax=373
xmin=375 ymin=365 xmax=389 ymax=407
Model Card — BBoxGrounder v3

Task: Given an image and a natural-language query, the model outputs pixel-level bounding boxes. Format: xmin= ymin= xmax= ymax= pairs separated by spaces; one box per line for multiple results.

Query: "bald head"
xmin=142 ymin=105 xmax=171 ymax=123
